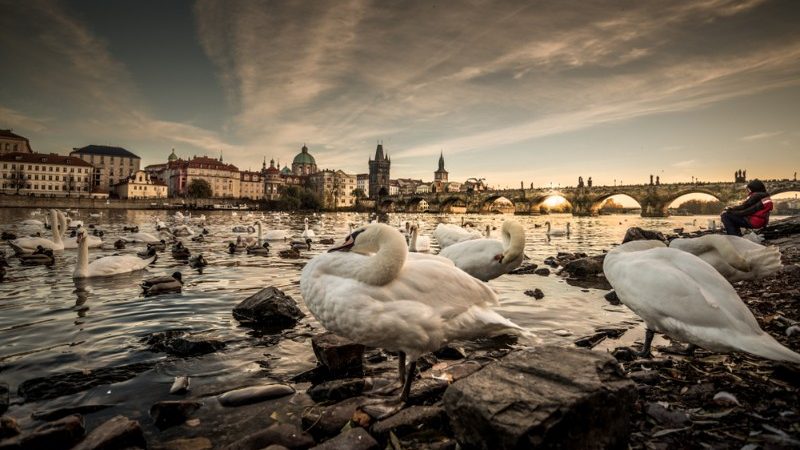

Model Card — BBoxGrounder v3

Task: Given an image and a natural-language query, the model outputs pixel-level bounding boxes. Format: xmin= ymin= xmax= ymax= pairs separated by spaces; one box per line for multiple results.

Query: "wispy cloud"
xmin=673 ymin=159 xmax=695 ymax=168
xmin=740 ymin=131 xmax=783 ymax=141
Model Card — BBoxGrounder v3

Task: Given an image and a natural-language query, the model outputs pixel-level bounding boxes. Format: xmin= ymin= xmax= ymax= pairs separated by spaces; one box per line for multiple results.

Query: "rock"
xmin=433 ymin=345 xmax=466 ymax=360
xmin=622 ymin=227 xmax=667 ymax=244
xmin=628 ymin=370 xmax=660 ymax=384
xmin=302 ymin=397 xmax=364 ymax=440
xmin=524 ymin=288 xmax=544 ymax=300
xmin=0 ymin=417 xmax=20 ymax=440
xmin=143 ymin=330 xmax=225 ymax=357
xmin=18 ymin=362 xmax=155 ymax=402
xmin=224 ymin=423 xmax=314 ymax=450
xmin=0 ymin=385 xmax=7 ymax=415
xmin=232 ymin=286 xmax=305 ymax=328
xmin=71 ymin=415 xmax=145 ymax=450
xmin=508 ymin=263 xmax=538 ymax=275
xmin=371 ymin=406 xmax=447 ymax=442
xmin=307 ymin=379 xmax=366 ymax=403
xmin=217 ymin=384 xmax=295 ymax=407
xmin=443 ymin=346 xmax=636 ymax=450
xmin=574 ymin=333 xmax=606 ymax=349
xmin=312 ymin=333 xmax=365 ymax=378
xmin=644 ymin=402 xmax=689 ymax=427
xmin=309 ymin=427 xmax=378 ymax=450
xmin=31 ymin=404 xmax=115 ymax=421
xmin=408 ymin=378 xmax=450 ymax=406
xmin=152 ymin=437 xmax=213 ymax=450
xmin=604 ymin=290 xmax=620 ymax=305
xmin=543 ymin=257 xmax=558 ymax=268
xmin=20 ymin=414 xmax=85 ymax=450
xmin=562 ymin=255 xmax=605 ymax=278
xmin=533 ymin=268 xmax=550 ymax=276
xmin=150 ymin=400 xmax=202 ymax=429
xmin=170 ymin=376 xmax=190 ymax=395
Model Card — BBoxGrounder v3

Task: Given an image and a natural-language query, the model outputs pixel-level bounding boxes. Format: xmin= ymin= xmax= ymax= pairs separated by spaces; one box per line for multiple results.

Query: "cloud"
xmin=0 ymin=106 xmax=50 ymax=133
xmin=740 ymin=131 xmax=783 ymax=141
xmin=673 ymin=159 xmax=696 ymax=168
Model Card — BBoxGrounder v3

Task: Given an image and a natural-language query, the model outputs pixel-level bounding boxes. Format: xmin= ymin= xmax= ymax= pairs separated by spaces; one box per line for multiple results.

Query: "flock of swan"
xmin=3 ymin=208 xmax=798 ymax=405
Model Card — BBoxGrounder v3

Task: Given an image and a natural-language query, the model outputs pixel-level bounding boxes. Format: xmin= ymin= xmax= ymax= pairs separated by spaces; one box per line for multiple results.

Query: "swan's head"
xmin=76 ymin=230 xmax=86 ymax=243
xmin=329 ymin=223 xmax=397 ymax=255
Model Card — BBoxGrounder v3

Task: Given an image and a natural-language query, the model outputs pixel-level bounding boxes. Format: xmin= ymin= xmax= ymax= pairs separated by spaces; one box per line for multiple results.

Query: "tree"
xmin=11 ymin=165 xmax=25 ymax=194
xmin=187 ymin=179 xmax=213 ymax=199
xmin=676 ymin=199 xmax=724 ymax=214
xmin=600 ymin=198 xmax=625 ymax=213
xmin=352 ymin=187 xmax=366 ymax=199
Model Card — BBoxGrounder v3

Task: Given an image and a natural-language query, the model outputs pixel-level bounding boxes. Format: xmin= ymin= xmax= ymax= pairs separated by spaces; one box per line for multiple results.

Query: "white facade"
xmin=0 ymin=152 xmax=94 ymax=197
xmin=113 ymin=170 xmax=167 ymax=199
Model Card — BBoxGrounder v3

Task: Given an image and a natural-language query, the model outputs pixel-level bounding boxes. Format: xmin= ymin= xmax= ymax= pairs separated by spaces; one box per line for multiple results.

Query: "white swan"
xmin=301 ymin=218 xmax=316 ymax=240
xmin=433 ymin=223 xmax=482 ymax=249
xmin=9 ymin=210 xmax=64 ymax=253
xmin=172 ymin=224 xmax=195 ymax=236
xmin=683 ymin=219 xmax=697 ymax=226
xmin=57 ymin=212 xmax=102 ymax=249
xmin=603 ymin=240 xmax=800 ymax=363
xmin=669 ymin=235 xmax=781 ymax=282
xmin=707 ymin=219 xmax=717 ymax=232
xmin=20 ymin=219 xmax=43 ymax=227
xmin=300 ymin=223 xmax=524 ymax=401
xmin=545 ymin=221 xmax=570 ymax=237
xmin=124 ymin=232 xmax=163 ymax=244
xmin=67 ymin=219 xmax=84 ymax=229
xmin=264 ymin=229 xmax=290 ymax=241
xmin=408 ymin=224 xmax=430 ymax=253
xmin=438 ymin=220 xmax=525 ymax=281
xmin=74 ymin=231 xmax=156 ymax=278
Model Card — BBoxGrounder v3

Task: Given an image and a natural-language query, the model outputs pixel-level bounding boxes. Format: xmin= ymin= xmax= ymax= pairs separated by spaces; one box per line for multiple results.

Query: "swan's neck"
xmin=501 ymin=222 xmax=525 ymax=262
xmin=353 ymin=232 xmax=407 ymax=286
xmin=51 ymin=211 xmax=63 ymax=244
xmin=74 ymin=237 xmax=89 ymax=278
xmin=256 ymin=222 xmax=262 ymax=246
xmin=409 ymin=228 xmax=418 ymax=252
xmin=546 ymin=222 xmax=551 ymax=233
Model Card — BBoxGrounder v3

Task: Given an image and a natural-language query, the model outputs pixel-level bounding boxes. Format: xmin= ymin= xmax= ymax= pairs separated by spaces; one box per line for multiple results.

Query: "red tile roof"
xmin=0 ymin=152 xmax=92 ymax=167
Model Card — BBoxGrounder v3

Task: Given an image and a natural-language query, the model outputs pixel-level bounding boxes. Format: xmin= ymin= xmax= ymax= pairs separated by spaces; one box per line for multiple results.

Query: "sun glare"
xmin=543 ymin=196 xmax=567 ymax=207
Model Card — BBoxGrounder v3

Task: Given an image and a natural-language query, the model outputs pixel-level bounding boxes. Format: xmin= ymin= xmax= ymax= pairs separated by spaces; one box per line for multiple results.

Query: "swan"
xmin=669 ymin=235 xmax=781 ymax=282
xmin=301 ymin=218 xmax=316 ymax=240
xmin=89 ymin=212 xmax=102 ymax=218
xmin=154 ymin=219 xmax=167 ymax=230
xmin=263 ymin=229 xmax=290 ymax=241
xmin=67 ymin=219 xmax=83 ymax=229
xmin=172 ymin=225 xmax=194 ymax=236
xmin=174 ymin=211 xmax=184 ymax=221
xmin=545 ymin=221 xmax=570 ymax=237
xmin=408 ymin=224 xmax=430 ymax=253
xmin=74 ymin=231 xmax=157 ymax=278
xmin=300 ymin=223 xmax=525 ymax=401
xmin=57 ymin=212 xmax=102 ymax=249
xmin=707 ymin=219 xmax=717 ymax=232
xmin=603 ymin=240 xmax=800 ymax=363
xmin=683 ymin=219 xmax=697 ymax=227
xmin=142 ymin=272 xmax=183 ymax=296
xmin=247 ymin=222 xmax=270 ymax=255
xmin=124 ymin=232 xmax=162 ymax=244
xmin=9 ymin=210 xmax=64 ymax=254
xmin=433 ymin=223 xmax=482 ymax=249
xmin=438 ymin=220 xmax=525 ymax=281
xmin=20 ymin=219 xmax=43 ymax=227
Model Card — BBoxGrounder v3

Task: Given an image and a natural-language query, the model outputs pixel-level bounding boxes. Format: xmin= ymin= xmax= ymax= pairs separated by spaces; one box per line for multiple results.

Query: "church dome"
xmin=281 ymin=165 xmax=292 ymax=175
xmin=292 ymin=145 xmax=316 ymax=166
xmin=168 ymin=148 xmax=178 ymax=162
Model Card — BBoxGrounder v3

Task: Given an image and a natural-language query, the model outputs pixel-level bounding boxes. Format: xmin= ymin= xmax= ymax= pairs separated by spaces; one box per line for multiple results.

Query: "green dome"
xmin=292 ymin=145 xmax=316 ymax=166
xmin=168 ymin=148 xmax=178 ymax=162
xmin=281 ymin=166 xmax=292 ymax=175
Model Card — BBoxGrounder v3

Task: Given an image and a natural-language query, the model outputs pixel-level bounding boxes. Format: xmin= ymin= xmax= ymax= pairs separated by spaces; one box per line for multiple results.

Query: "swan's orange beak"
xmin=329 ymin=235 xmax=355 ymax=252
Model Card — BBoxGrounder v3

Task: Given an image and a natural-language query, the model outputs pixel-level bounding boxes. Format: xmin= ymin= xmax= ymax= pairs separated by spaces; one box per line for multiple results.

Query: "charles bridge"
xmin=377 ymin=179 xmax=800 ymax=217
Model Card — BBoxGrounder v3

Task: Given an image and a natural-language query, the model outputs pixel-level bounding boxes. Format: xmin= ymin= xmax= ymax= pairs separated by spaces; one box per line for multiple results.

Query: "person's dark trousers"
xmin=720 ymin=211 xmax=750 ymax=236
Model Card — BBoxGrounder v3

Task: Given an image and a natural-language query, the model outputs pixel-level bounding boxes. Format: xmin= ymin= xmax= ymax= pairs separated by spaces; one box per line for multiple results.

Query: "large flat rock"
xmin=443 ymin=346 xmax=636 ymax=450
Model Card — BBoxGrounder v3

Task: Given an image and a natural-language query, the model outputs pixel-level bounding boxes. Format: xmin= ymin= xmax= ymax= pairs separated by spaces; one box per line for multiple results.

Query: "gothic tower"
xmin=433 ymin=151 xmax=448 ymax=192
xmin=368 ymin=142 xmax=390 ymax=198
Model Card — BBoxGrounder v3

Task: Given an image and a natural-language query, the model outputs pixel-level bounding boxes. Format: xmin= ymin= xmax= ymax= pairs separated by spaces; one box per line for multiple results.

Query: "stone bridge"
xmin=376 ymin=179 xmax=800 ymax=217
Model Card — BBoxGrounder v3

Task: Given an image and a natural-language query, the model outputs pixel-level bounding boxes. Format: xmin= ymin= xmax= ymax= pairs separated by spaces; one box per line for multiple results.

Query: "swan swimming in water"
xmin=57 ymin=212 xmax=102 ymax=249
xmin=300 ymin=223 xmax=525 ymax=401
xmin=603 ymin=240 xmax=800 ymax=363
xmin=301 ymin=218 xmax=316 ymax=240
xmin=73 ymin=231 xmax=157 ymax=278
xmin=545 ymin=221 xmax=570 ymax=237
xmin=408 ymin=224 xmax=430 ymax=253
xmin=669 ymin=235 xmax=781 ymax=282
xmin=438 ymin=220 xmax=526 ymax=282
xmin=433 ymin=223 xmax=483 ymax=249
xmin=10 ymin=210 xmax=64 ymax=254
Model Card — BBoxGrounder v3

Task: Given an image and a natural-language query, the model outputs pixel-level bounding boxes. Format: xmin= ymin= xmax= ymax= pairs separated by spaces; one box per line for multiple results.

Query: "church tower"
xmin=368 ymin=142 xmax=390 ymax=198
xmin=433 ymin=151 xmax=448 ymax=192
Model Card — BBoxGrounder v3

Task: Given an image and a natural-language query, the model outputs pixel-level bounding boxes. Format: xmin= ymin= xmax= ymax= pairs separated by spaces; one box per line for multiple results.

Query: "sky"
xmin=1 ymin=0 xmax=799 ymax=189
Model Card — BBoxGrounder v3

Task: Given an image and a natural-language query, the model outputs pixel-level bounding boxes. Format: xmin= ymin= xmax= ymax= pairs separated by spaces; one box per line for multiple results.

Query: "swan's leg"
xmin=635 ymin=329 xmax=655 ymax=358
xmin=398 ymin=351 xmax=406 ymax=383
xmin=400 ymin=360 xmax=417 ymax=403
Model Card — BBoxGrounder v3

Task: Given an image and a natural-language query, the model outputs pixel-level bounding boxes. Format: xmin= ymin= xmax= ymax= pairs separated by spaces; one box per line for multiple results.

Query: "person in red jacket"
xmin=720 ymin=179 xmax=773 ymax=236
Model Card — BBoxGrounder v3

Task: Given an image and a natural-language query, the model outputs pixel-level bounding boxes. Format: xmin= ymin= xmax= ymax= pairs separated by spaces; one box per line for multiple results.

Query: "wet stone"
xmin=150 ymin=400 xmax=202 ymax=429
xmin=444 ymin=346 xmax=636 ymax=450
xmin=217 ymin=384 xmax=295 ymax=407
xmin=524 ymin=288 xmax=544 ymax=300
xmin=433 ymin=345 xmax=466 ymax=360
xmin=31 ymin=404 xmax=115 ymax=421
xmin=301 ymin=397 xmax=364 ymax=440
xmin=562 ymin=255 xmax=605 ymax=278
xmin=0 ymin=417 xmax=20 ymax=440
xmin=408 ymin=377 xmax=450 ymax=406
xmin=18 ymin=362 xmax=156 ymax=402
xmin=224 ymin=422 xmax=314 ymax=450
xmin=307 ymin=378 xmax=366 ymax=403
xmin=622 ymin=227 xmax=667 ymax=244
xmin=309 ymin=426 xmax=378 ymax=450
xmin=71 ymin=415 xmax=146 ymax=450
xmin=371 ymin=406 xmax=447 ymax=442
xmin=508 ymin=263 xmax=538 ymax=275
xmin=533 ymin=268 xmax=550 ymax=276
xmin=152 ymin=437 xmax=213 ymax=450
xmin=645 ymin=402 xmax=690 ymax=427
xmin=312 ymin=333 xmax=365 ymax=378
xmin=543 ymin=257 xmax=559 ymax=268
xmin=0 ymin=384 xmax=7 ymax=415
xmin=21 ymin=414 xmax=85 ymax=450
xmin=143 ymin=330 xmax=226 ymax=357
xmin=232 ymin=286 xmax=305 ymax=329
xmin=574 ymin=333 xmax=607 ymax=349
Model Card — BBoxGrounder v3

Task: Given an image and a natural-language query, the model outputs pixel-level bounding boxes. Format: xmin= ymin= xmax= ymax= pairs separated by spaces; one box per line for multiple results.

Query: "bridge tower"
xmin=368 ymin=142 xmax=390 ymax=198
xmin=432 ymin=151 xmax=448 ymax=193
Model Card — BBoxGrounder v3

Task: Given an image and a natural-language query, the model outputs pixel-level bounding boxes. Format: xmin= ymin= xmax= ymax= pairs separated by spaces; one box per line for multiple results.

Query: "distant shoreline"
xmin=0 ymin=195 xmax=258 ymax=211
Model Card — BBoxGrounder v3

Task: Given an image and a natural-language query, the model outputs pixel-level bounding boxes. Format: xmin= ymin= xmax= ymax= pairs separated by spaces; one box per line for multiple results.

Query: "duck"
xmin=408 ymin=224 xmax=431 ymax=253
xmin=433 ymin=223 xmax=483 ymax=249
xmin=19 ymin=246 xmax=56 ymax=265
xmin=438 ymin=220 xmax=526 ymax=281
xmin=10 ymin=210 xmax=64 ymax=254
xmin=301 ymin=218 xmax=316 ymax=240
xmin=228 ymin=241 xmax=247 ymax=254
xmin=603 ymin=239 xmax=800 ymax=363
xmin=137 ymin=245 xmax=159 ymax=259
xmin=232 ymin=225 xmax=255 ymax=233
xmin=545 ymin=221 xmax=570 ymax=237
xmin=300 ymin=223 xmax=525 ymax=402
xmin=191 ymin=234 xmax=205 ymax=243
xmin=683 ymin=219 xmax=697 ymax=227
xmin=171 ymin=241 xmax=191 ymax=259
xmin=142 ymin=272 xmax=183 ymax=296
xmin=123 ymin=225 xmax=139 ymax=233
xmin=57 ymin=213 xmax=102 ymax=249
xmin=290 ymin=238 xmax=312 ymax=251
xmin=278 ymin=248 xmax=302 ymax=259
xmin=73 ymin=231 xmax=157 ymax=278
xmin=189 ymin=254 xmax=208 ymax=269
xmin=1 ymin=231 xmax=18 ymax=240
xmin=669 ymin=235 xmax=781 ymax=282
xmin=0 ymin=252 xmax=7 ymax=280
xmin=247 ymin=242 xmax=270 ymax=256
xmin=319 ymin=237 xmax=336 ymax=245
xmin=114 ymin=239 xmax=126 ymax=249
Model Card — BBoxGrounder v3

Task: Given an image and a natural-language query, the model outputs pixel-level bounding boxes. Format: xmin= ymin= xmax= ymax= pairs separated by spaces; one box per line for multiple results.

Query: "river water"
xmin=0 ymin=208 xmax=770 ymax=441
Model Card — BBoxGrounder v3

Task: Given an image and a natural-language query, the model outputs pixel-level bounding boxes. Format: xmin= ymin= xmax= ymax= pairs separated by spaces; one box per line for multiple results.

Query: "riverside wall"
xmin=0 ymin=195 xmax=257 ymax=210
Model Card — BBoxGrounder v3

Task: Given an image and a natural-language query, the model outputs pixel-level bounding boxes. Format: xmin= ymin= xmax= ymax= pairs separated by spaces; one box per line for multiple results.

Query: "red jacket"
xmin=728 ymin=192 xmax=772 ymax=228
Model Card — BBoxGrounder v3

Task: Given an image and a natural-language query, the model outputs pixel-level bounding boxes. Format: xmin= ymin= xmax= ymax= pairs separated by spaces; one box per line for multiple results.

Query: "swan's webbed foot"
xmin=613 ymin=329 xmax=655 ymax=361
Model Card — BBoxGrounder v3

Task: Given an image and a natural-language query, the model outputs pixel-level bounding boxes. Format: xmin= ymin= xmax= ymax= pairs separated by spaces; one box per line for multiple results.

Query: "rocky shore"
xmin=1 ymin=217 xmax=798 ymax=449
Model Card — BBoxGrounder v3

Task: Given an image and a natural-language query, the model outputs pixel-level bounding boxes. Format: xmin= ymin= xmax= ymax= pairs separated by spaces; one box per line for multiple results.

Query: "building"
xmin=291 ymin=144 xmax=318 ymax=176
xmin=0 ymin=130 xmax=33 ymax=154
xmin=444 ymin=181 xmax=462 ymax=192
xmin=415 ymin=183 xmax=431 ymax=194
xmin=309 ymin=169 xmax=357 ymax=209
xmin=432 ymin=151 xmax=449 ymax=193
xmin=356 ymin=173 xmax=369 ymax=198
xmin=1 ymin=152 xmax=94 ymax=197
xmin=389 ymin=180 xmax=400 ymax=196
xmin=240 ymin=170 xmax=264 ymax=200
xmin=368 ymin=143 xmax=390 ymax=198
xmin=113 ymin=170 xmax=167 ymax=199
xmin=172 ymin=155 xmax=240 ymax=198
xmin=263 ymin=158 xmax=284 ymax=200
xmin=70 ymin=145 xmax=141 ymax=193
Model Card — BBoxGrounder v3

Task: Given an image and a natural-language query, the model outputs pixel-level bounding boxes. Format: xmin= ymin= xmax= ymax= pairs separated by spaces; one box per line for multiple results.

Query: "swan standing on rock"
xmin=10 ymin=210 xmax=64 ymax=253
xmin=438 ymin=220 xmax=526 ymax=281
xmin=603 ymin=240 xmax=800 ymax=363
xmin=669 ymin=235 xmax=781 ymax=282
xmin=433 ymin=223 xmax=482 ymax=249
xmin=300 ymin=223 xmax=525 ymax=402
xmin=74 ymin=231 xmax=157 ymax=278
xmin=545 ymin=221 xmax=570 ymax=237
xmin=302 ymin=218 xmax=316 ymax=240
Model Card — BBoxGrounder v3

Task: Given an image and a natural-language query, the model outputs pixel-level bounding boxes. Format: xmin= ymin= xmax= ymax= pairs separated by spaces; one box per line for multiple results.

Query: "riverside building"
xmin=0 ymin=152 xmax=94 ymax=197
xmin=112 ymin=170 xmax=167 ymax=199
xmin=70 ymin=145 xmax=141 ymax=194
xmin=0 ymin=130 xmax=33 ymax=155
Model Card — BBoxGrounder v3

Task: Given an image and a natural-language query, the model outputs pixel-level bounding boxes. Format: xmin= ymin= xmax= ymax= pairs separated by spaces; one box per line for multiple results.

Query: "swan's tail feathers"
xmin=745 ymin=246 xmax=782 ymax=279
xmin=8 ymin=242 xmax=25 ymax=255
xmin=736 ymin=333 xmax=800 ymax=364
xmin=453 ymin=307 xmax=539 ymax=343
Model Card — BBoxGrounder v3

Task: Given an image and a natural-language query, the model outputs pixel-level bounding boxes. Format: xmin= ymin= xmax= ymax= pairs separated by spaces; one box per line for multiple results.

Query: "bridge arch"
xmin=588 ymin=193 xmax=643 ymax=214
xmin=480 ymin=195 xmax=515 ymax=214
xmin=440 ymin=196 xmax=467 ymax=214
xmin=660 ymin=190 xmax=725 ymax=216
xmin=379 ymin=198 xmax=402 ymax=213
xmin=529 ymin=193 xmax=572 ymax=214
xmin=405 ymin=197 xmax=429 ymax=212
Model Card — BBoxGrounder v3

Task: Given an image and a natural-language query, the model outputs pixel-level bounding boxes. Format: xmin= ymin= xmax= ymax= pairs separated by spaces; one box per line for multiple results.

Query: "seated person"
xmin=720 ymin=179 xmax=773 ymax=236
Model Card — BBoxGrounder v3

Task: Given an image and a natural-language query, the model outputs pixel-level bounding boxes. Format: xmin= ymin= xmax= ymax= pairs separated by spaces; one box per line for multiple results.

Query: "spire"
xmin=375 ymin=141 xmax=385 ymax=161
xmin=302 ymin=143 xmax=308 ymax=152
xmin=438 ymin=150 xmax=445 ymax=171
xmin=219 ymin=150 xmax=223 ymax=162
xmin=262 ymin=156 xmax=266 ymax=169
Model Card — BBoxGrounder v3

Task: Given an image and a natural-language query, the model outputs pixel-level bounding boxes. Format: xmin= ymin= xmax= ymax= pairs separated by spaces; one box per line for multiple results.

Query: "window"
xmin=35 ymin=166 xmax=39 ymax=171
xmin=55 ymin=176 xmax=59 ymax=181
xmin=13 ymin=144 xmax=18 ymax=151
xmin=49 ymin=167 xmax=53 ymax=172
xmin=28 ymin=165 xmax=32 ymax=170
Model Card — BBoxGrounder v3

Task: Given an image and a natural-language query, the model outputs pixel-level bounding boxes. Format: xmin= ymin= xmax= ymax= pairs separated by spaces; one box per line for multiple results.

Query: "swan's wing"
xmin=438 ymin=239 xmax=504 ymax=281
xmin=90 ymin=255 xmax=152 ymax=274
xmin=604 ymin=247 xmax=761 ymax=334
xmin=671 ymin=236 xmax=750 ymax=273
xmin=434 ymin=224 xmax=480 ymax=249
xmin=407 ymin=252 xmax=455 ymax=266
xmin=11 ymin=237 xmax=56 ymax=250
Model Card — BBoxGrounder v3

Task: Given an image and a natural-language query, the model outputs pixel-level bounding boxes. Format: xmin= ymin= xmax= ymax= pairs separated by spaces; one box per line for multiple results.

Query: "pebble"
xmin=217 ymin=384 xmax=295 ymax=407
xmin=524 ymin=288 xmax=544 ymax=299
xmin=786 ymin=325 xmax=800 ymax=337
xmin=712 ymin=391 xmax=740 ymax=406
xmin=170 ymin=376 xmax=190 ymax=395
xmin=553 ymin=329 xmax=572 ymax=337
